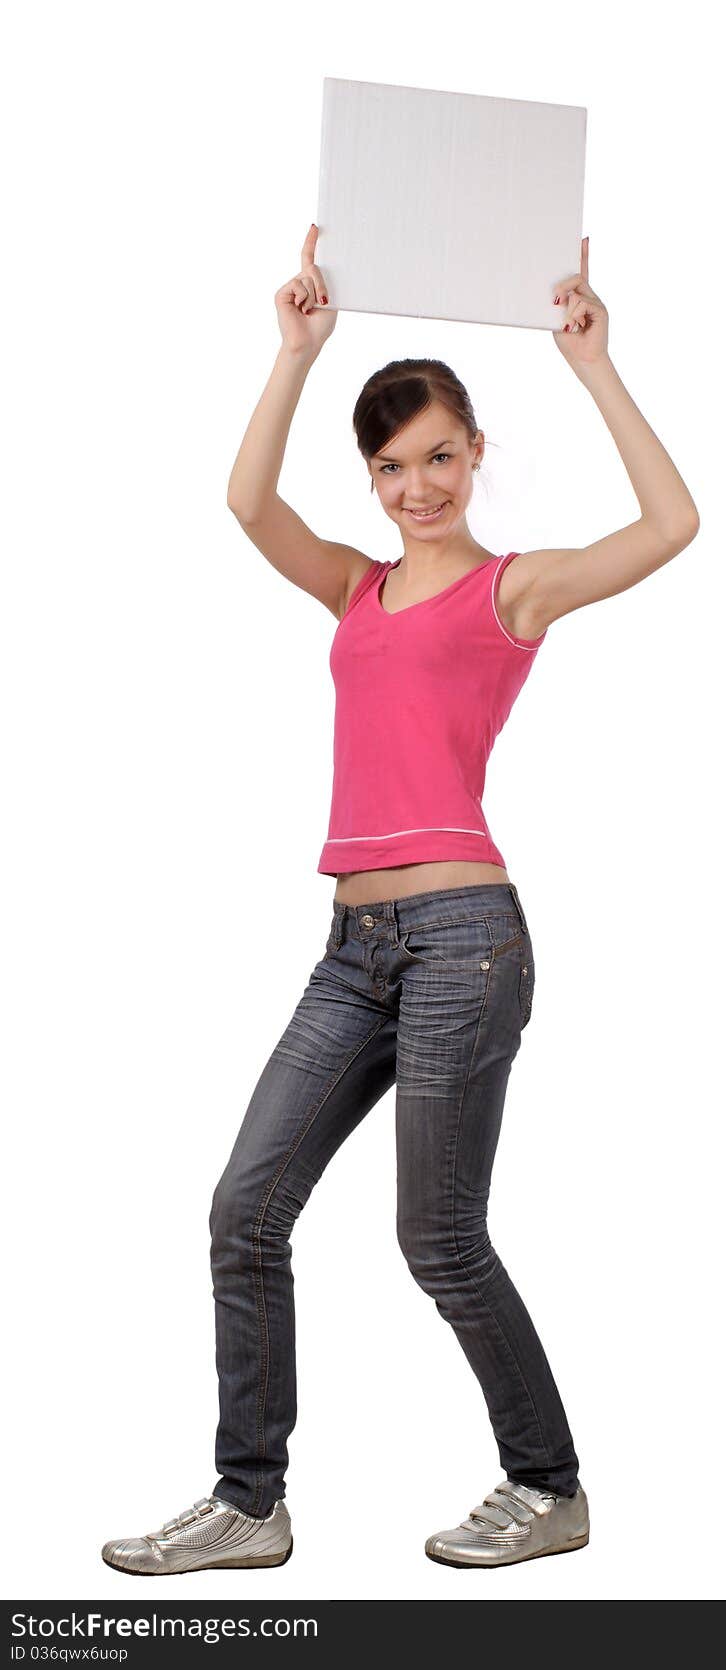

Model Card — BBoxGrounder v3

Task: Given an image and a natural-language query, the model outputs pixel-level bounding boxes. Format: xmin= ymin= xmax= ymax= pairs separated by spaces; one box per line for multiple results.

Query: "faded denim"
xmin=210 ymin=882 xmax=580 ymax=1517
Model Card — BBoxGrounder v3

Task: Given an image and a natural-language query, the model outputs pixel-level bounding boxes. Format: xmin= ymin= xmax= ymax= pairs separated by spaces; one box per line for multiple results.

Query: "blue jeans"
xmin=210 ymin=882 xmax=580 ymax=1517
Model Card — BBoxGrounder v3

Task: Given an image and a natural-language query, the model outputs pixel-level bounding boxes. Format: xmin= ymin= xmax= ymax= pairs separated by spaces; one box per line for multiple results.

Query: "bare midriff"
xmin=333 ymin=859 xmax=509 ymax=905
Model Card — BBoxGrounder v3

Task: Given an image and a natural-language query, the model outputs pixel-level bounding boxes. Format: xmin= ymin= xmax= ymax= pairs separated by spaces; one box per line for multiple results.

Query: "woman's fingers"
xmin=300 ymin=222 xmax=319 ymax=268
xmin=291 ymin=276 xmax=315 ymax=313
xmin=306 ymin=263 xmax=328 ymax=303
xmin=284 ymin=272 xmax=327 ymax=316
xmin=296 ymin=269 xmax=328 ymax=311
xmin=553 ymin=273 xmax=596 ymax=303
xmin=562 ymin=299 xmax=591 ymax=332
xmin=553 ymin=276 xmax=581 ymax=300
xmin=298 ymin=226 xmax=328 ymax=306
xmin=275 ymin=229 xmax=329 ymax=315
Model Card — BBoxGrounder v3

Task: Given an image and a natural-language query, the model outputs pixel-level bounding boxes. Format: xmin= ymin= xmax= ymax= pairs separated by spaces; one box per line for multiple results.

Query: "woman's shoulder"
xmin=336 ymin=552 xmax=384 ymax=621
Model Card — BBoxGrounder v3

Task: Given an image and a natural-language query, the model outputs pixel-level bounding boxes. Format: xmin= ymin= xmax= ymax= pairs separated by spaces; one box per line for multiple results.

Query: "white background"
xmin=2 ymin=0 xmax=723 ymax=1605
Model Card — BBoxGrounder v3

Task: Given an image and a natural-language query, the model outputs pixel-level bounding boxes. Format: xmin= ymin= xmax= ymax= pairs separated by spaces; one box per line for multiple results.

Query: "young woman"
xmin=102 ymin=226 xmax=699 ymax=1575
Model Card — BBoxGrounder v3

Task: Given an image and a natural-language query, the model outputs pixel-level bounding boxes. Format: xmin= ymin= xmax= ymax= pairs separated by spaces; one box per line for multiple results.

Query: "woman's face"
xmin=368 ymin=401 xmax=483 ymax=545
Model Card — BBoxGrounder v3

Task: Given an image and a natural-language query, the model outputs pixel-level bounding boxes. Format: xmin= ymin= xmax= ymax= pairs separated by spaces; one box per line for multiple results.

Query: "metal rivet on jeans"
xmin=361 ymin=914 xmax=375 ymax=928
xmin=480 ymin=960 xmax=490 ymax=969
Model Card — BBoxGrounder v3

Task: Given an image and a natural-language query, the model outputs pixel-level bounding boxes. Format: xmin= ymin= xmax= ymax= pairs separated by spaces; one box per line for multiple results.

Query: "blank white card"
xmin=314 ymin=78 xmax=587 ymax=331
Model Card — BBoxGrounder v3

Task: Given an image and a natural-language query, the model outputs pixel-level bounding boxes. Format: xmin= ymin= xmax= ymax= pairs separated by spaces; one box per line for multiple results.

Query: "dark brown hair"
xmin=352 ymin=358 xmax=494 ymax=493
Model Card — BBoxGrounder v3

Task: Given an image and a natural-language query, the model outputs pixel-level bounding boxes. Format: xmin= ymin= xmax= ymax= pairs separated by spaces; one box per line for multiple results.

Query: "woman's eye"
xmin=381 ymin=453 xmax=451 ymax=475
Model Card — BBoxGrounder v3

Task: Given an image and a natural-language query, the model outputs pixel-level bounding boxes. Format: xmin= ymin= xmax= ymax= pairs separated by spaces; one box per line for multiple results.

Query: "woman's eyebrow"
xmin=376 ymin=437 xmax=453 ymax=463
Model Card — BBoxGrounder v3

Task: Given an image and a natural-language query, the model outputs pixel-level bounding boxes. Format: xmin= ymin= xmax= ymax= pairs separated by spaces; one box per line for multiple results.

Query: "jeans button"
xmin=361 ymin=914 xmax=375 ymax=928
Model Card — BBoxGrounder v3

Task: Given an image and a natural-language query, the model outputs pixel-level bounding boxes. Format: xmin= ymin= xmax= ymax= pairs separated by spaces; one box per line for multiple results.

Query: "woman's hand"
xmin=275 ymin=223 xmax=337 ymax=357
xmin=551 ymin=237 xmax=609 ymax=369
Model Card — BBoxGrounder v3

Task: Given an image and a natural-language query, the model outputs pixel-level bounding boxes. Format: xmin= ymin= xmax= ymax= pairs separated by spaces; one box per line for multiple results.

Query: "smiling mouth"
xmin=405 ymin=502 xmax=448 ymax=519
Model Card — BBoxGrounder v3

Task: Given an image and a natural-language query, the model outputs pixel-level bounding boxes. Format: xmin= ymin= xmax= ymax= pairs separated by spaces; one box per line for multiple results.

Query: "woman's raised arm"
xmin=226 ymin=225 xmax=371 ymax=621
xmin=500 ymin=239 xmax=700 ymax=637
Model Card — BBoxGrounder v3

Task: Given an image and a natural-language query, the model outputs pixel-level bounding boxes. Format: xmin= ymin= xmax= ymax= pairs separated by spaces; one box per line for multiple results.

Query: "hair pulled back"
xmin=352 ymin=358 xmax=486 ymax=493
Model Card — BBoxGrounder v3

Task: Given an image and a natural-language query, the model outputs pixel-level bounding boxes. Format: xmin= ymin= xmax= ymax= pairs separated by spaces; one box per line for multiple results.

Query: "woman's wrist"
xmin=571 ymin=352 xmax=616 ymax=391
xmin=276 ymin=340 xmax=320 ymax=375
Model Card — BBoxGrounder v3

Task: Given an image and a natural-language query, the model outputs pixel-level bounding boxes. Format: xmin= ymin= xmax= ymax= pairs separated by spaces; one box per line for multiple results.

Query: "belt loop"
xmin=508 ymin=882 xmax=528 ymax=936
xmin=392 ymin=898 xmax=405 ymax=944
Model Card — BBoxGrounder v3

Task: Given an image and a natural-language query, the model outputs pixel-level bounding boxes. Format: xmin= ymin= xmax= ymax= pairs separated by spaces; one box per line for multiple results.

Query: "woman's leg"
xmin=209 ymin=934 xmax=397 ymax=1520
xmin=394 ymin=888 xmax=580 ymax=1496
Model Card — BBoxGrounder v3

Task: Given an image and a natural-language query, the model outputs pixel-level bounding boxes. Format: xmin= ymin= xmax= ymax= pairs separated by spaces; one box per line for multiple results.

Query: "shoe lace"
xmin=157 ymin=1497 xmax=216 ymax=1538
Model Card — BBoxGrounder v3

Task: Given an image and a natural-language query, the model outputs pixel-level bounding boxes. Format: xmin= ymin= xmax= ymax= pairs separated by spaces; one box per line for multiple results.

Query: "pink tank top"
xmin=317 ymin=552 xmax=547 ymax=876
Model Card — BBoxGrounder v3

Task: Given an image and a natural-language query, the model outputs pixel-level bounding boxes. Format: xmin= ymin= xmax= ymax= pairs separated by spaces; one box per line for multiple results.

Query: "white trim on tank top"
xmin=323 ymin=827 xmax=492 ymax=843
xmin=491 ymin=554 xmax=543 ymax=650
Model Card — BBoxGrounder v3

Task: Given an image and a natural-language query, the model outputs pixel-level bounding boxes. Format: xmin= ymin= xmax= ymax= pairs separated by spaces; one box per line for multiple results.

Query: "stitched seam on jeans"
xmin=249 ymin=1014 xmax=391 ymax=1516
xmin=519 ymin=957 xmax=534 ymax=1026
xmin=401 ymin=912 xmax=520 ymax=934
xmin=400 ymin=924 xmax=523 ymax=967
xmin=491 ymin=932 xmax=525 ymax=958
xmin=449 ymin=976 xmax=554 ymax=1471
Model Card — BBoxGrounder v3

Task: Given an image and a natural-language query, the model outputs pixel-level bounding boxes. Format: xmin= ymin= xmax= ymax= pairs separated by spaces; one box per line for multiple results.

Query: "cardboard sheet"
xmin=314 ymin=78 xmax=587 ymax=330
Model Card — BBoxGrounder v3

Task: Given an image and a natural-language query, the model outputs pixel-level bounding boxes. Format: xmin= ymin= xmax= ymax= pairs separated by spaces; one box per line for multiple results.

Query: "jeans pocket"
xmin=518 ymin=936 xmax=535 ymax=1027
xmin=399 ymin=915 xmax=496 ymax=970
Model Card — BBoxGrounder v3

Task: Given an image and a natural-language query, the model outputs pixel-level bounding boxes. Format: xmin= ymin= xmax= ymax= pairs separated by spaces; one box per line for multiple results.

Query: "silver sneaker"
xmin=425 ymin=1479 xmax=589 ymax=1568
xmin=102 ymin=1494 xmax=292 ymax=1575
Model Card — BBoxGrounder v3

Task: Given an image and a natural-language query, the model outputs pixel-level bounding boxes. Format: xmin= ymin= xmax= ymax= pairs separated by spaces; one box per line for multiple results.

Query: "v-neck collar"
xmin=376 ymin=556 xmax=496 ymax=618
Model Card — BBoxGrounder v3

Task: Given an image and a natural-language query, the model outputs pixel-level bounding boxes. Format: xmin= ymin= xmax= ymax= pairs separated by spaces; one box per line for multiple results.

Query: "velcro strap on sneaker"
xmin=470 ymin=1501 xmax=520 ymax=1529
xmin=496 ymin=1481 xmax=554 ymax=1516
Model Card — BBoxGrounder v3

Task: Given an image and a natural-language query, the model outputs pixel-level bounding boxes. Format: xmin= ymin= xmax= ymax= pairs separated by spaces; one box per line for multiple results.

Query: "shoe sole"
xmin=101 ymin=1536 xmax=294 ymax=1575
xmin=425 ymin=1532 xmax=589 ymax=1570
